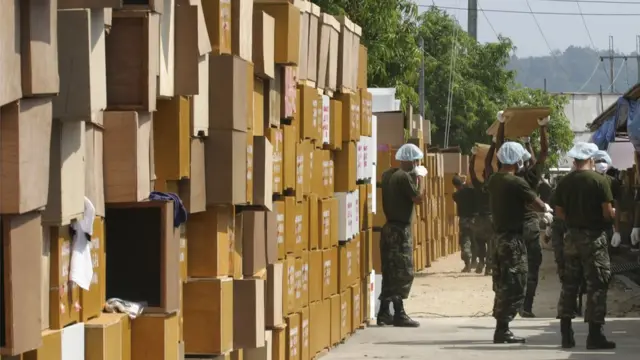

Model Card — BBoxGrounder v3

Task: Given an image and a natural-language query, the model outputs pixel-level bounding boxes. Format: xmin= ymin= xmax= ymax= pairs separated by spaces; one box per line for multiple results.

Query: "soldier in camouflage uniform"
xmin=452 ymin=175 xmax=477 ymax=272
xmin=553 ymin=142 xmax=616 ymax=350
xmin=487 ymin=140 xmax=547 ymax=344
xmin=376 ymin=144 xmax=425 ymax=328
xmin=469 ymin=145 xmax=495 ymax=275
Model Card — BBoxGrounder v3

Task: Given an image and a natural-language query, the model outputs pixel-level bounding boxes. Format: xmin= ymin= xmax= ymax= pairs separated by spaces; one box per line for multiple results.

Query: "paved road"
xmin=322 ymin=317 xmax=640 ymax=359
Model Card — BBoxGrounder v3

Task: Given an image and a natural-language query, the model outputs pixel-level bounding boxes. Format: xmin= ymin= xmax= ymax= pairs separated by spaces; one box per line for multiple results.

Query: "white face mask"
xmin=595 ymin=163 xmax=608 ymax=174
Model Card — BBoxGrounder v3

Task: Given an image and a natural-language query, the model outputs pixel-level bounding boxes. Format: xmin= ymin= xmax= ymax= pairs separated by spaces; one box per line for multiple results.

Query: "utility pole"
xmin=468 ymin=0 xmax=478 ymax=40
xmin=419 ymin=37 xmax=425 ymax=119
xmin=599 ymin=36 xmax=640 ymax=92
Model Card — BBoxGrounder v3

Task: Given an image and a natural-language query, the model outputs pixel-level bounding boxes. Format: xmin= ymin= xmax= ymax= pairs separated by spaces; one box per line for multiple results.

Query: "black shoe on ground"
xmin=586 ymin=322 xmax=616 ymax=350
xmin=475 ymin=261 xmax=485 ymax=274
xmin=462 ymin=263 xmax=471 ymax=273
xmin=493 ymin=321 xmax=525 ymax=344
xmin=484 ymin=267 xmax=492 ymax=276
xmin=376 ymin=300 xmax=393 ymax=326
xmin=519 ymin=310 xmax=536 ymax=318
xmin=392 ymin=298 xmax=420 ymax=328
xmin=560 ymin=318 xmax=575 ymax=349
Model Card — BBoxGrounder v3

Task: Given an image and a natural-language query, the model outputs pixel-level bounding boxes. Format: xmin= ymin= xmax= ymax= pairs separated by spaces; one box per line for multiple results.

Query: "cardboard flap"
xmin=486 ymin=107 xmax=551 ymax=138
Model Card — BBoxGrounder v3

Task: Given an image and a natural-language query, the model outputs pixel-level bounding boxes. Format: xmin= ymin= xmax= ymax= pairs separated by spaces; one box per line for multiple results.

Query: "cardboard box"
xmin=22 ymin=329 xmax=62 ymax=360
xmin=299 ymin=86 xmax=321 ymax=141
xmin=84 ymin=313 xmax=131 ymax=360
xmin=375 ymin=112 xmax=405 ymax=147
xmin=339 ymin=291 xmax=351 ymax=340
xmin=205 ymin=129 xmax=248 ymax=205
xmin=191 ymin=53 xmax=210 ymax=137
xmin=61 ymin=322 xmax=85 ymax=360
xmin=300 ymin=307 xmax=310 ymax=360
xmin=183 ymin=278 xmax=233 ymax=355
xmin=120 ymin=0 xmax=162 ymax=12
xmin=272 ymin=327 xmax=286 ymax=360
xmin=178 ymin=138 xmax=207 ymax=214
xmin=301 ymin=254 xmax=310 ymax=307
xmin=174 ymin=0 xmax=211 ymax=96
xmin=318 ymin=199 xmax=332 ymax=249
xmin=265 ymin=210 xmax=279 ymax=264
xmin=321 ymin=247 xmax=338 ymax=299
xmin=273 ymin=200 xmax=286 ymax=260
xmin=85 ymin=122 xmax=106 ymax=217
xmin=350 ymin=283 xmax=362 ymax=331
xmin=103 ymin=111 xmax=152 ymax=203
xmin=334 ymin=142 xmax=357 ymax=193
xmin=266 ymin=263 xmax=284 ymax=328
xmin=209 ymin=55 xmax=252 ymax=131
xmin=49 ymin=225 xmax=81 ymax=330
xmin=308 ymin=250 xmax=322 ymax=303
xmin=105 ymin=201 xmax=180 ymax=313
xmin=306 ymin=4 xmax=320 ymax=84
xmin=201 ymin=0 xmax=232 ymax=55
xmin=1 ymin=212 xmax=44 ymax=355
xmin=284 ymin=197 xmax=304 ymax=256
xmin=0 ymin=98 xmax=52 ymax=214
xmin=233 ymin=279 xmax=266 ymax=348
xmin=131 ymin=314 xmax=178 ymax=360
xmin=307 ymin=195 xmax=319 ymax=250
xmin=20 ymin=0 xmax=59 ymax=97
xmin=231 ymin=0 xmax=253 ymax=61
xmin=0 ymin=1 xmax=22 ymax=107
xmin=186 ymin=206 xmax=234 ymax=278
xmin=254 ymin=2 xmax=300 ymax=65
xmin=157 ymin=0 xmax=176 ymax=98
xmin=337 ymin=93 xmax=360 ymax=142
xmin=154 ymin=97 xmax=191 ymax=181
xmin=285 ymin=313 xmax=300 ymax=360
xmin=80 ymin=217 xmax=107 ymax=322
xmin=283 ymin=256 xmax=296 ymax=315
xmin=106 ymin=11 xmax=159 ymax=111
xmin=266 ymin=128 xmax=283 ymax=194
xmin=338 ymin=244 xmax=353 ymax=292
xmin=254 ymin=78 xmax=265 ymax=133
xmin=329 ymin=99 xmax=342 ymax=150
xmin=253 ymin=136 xmax=274 ymax=210
xmin=294 ymin=258 xmax=303 ymax=310
xmin=244 ymin=329 xmax=272 ymax=360
xmin=252 ymin=11 xmax=275 ymax=79
xmin=329 ymin=295 xmax=340 ymax=345
xmin=317 ymin=14 xmax=339 ymax=92
xmin=232 ymin=213 xmax=243 ymax=279
xmin=282 ymin=124 xmax=297 ymax=191
xmin=239 ymin=210 xmax=267 ymax=277
xmin=357 ymin=45 xmax=368 ymax=89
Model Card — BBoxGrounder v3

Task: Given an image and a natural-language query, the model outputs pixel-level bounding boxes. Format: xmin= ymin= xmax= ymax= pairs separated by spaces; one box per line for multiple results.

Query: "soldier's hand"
xmin=471 ymin=145 xmax=478 ymax=155
xmin=497 ymin=110 xmax=505 ymax=123
xmin=631 ymin=228 xmax=640 ymax=246
xmin=492 ymin=135 xmax=497 ymax=143
xmin=538 ymin=116 xmax=550 ymax=126
xmin=611 ymin=232 xmax=622 ymax=247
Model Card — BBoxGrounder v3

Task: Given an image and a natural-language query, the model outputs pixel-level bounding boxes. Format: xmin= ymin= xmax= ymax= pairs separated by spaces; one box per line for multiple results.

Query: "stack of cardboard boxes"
xmin=1 ymin=1 xmax=376 ymax=360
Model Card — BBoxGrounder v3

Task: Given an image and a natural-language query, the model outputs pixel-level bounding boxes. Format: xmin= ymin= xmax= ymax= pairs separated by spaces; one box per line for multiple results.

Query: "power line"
xmin=478 ymin=1 xmax=499 ymax=40
xmin=524 ymin=0 xmax=572 ymax=77
xmin=420 ymin=4 xmax=640 ymax=15
xmin=575 ymin=2 xmax=597 ymax=49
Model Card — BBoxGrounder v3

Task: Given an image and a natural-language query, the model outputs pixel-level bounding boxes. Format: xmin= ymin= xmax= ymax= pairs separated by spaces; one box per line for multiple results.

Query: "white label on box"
xmin=288 ymin=266 xmax=295 ymax=295
xmin=295 ymin=215 xmax=303 ymax=244
xmin=324 ymin=260 xmax=331 ymax=285
xmin=303 ymin=319 xmax=309 ymax=346
xmin=323 ymin=210 xmax=330 ymax=235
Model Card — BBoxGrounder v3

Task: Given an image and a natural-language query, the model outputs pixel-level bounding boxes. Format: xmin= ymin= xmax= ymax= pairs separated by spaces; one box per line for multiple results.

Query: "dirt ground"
xmin=405 ymin=247 xmax=640 ymax=318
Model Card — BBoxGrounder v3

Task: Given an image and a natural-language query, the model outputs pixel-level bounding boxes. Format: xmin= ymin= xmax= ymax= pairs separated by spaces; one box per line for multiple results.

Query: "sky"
xmin=420 ymin=0 xmax=640 ymax=57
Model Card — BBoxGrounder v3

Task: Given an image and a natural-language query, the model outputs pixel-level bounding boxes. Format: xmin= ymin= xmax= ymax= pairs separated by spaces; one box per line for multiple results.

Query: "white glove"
xmin=414 ymin=165 xmax=428 ymax=177
xmin=542 ymin=212 xmax=553 ymax=225
xmin=631 ymin=228 xmax=640 ymax=246
xmin=492 ymin=135 xmax=497 ymax=143
xmin=538 ymin=116 xmax=550 ymax=126
xmin=544 ymin=203 xmax=553 ymax=213
xmin=471 ymin=146 xmax=478 ymax=155
xmin=611 ymin=232 xmax=621 ymax=247
xmin=497 ymin=110 xmax=505 ymax=123
xmin=545 ymin=226 xmax=552 ymax=238
xmin=520 ymin=136 xmax=530 ymax=143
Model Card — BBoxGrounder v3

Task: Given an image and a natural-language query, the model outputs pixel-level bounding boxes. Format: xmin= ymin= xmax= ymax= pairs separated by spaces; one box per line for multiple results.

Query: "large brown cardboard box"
xmin=337 ymin=93 xmax=360 ymax=142
xmin=284 ymin=313 xmax=300 ymax=360
xmin=232 ymin=213 xmax=243 ymax=279
xmin=300 ymin=254 xmax=309 ymax=308
xmin=308 ymin=251 xmax=322 ymax=303
xmin=85 ymin=313 xmax=131 ymax=360
xmin=328 ymin=99 xmax=342 ymax=150
xmin=272 ymin=327 xmax=286 ymax=360
xmin=80 ymin=217 xmax=106 ymax=322
xmin=333 ymin=142 xmax=357 ymax=192
xmin=282 ymin=124 xmax=297 ymax=191
xmin=106 ymin=11 xmax=159 ymax=111
xmin=177 ymin=138 xmax=206 ymax=214
xmin=253 ymin=78 xmax=265 ymax=133
xmin=306 ymin=4 xmax=320 ymax=84
xmin=300 ymin=307 xmax=310 ymax=360
xmin=339 ymin=291 xmax=351 ymax=340
xmin=252 ymin=11 xmax=275 ymax=79
xmin=105 ymin=201 xmax=180 ymax=314
xmin=239 ymin=210 xmax=266 ymax=277
xmin=265 ymin=210 xmax=279 ymax=264
xmin=244 ymin=329 xmax=272 ymax=360
xmin=22 ymin=329 xmax=62 ymax=360
xmin=191 ymin=53 xmax=210 ymax=137
xmin=266 ymin=128 xmax=283 ymax=194
xmin=253 ymin=136 xmax=274 ymax=210
xmin=329 ymin=295 xmax=340 ymax=346
xmin=174 ymin=0 xmax=212 ymax=96
xmin=103 ymin=111 xmax=152 ymax=203
xmin=375 ymin=112 xmax=405 ymax=147
xmin=254 ymin=3 xmax=300 ymax=65
xmin=1 ymin=212 xmax=44 ymax=355
xmin=131 ymin=313 xmax=178 ymax=360
xmin=154 ymin=97 xmax=191 ymax=181
xmin=209 ymin=55 xmax=252 ymax=131
xmin=273 ymin=200 xmax=286 ymax=261
xmin=284 ymin=197 xmax=303 ymax=256
xmin=350 ymin=283 xmax=361 ymax=332
xmin=85 ymin=122 xmax=106 ymax=217
xmin=0 ymin=1 xmax=22 ymax=107
xmin=231 ymin=0 xmax=253 ymax=61
xmin=266 ymin=263 xmax=284 ymax=328
xmin=49 ymin=225 xmax=81 ymax=330
xmin=233 ymin=279 xmax=266 ymax=348
xmin=55 ymin=8 xmax=107 ymax=121
xmin=310 ymin=300 xmax=330 ymax=355
xmin=187 ymin=206 xmax=234 ymax=278
xmin=321 ymin=247 xmax=338 ymax=299
xmin=338 ymin=244 xmax=353 ymax=293
xmin=205 ymin=129 xmax=248 ymax=205
xmin=0 ymin=98 xmax=52 ymax=214
xmin=318 ymin=199 xmax=332 ymax=249
xmin=43 ymin=119 xmax=86 ymax=226
xmin=359 ymin=89 xmax=372 ymax=137
xmin=20 ymin=0 xmax=60 ymax=97
xmin=183 ymin=278 xmax=233 ymax=355
xmin=202 ymin=0 xmax=232 ymax=55
xmin=306 ymin=195 xmax=319 ymax=250
xmin=299 ymin=86 xmax=321 ymax=141
xmin=282 ymin=256 xmax=296 ymax=315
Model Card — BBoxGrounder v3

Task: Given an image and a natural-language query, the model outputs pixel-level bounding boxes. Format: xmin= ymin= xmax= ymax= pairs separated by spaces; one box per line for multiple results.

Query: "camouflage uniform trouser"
xmin=474 ymin=214 xmax=493 ymax=265
xmin=492 ymin=231 xmax=528 ymax=322
xmin=379 ymin=222 xmax=414 ymax=301
xmin=459 ymin=217 xmax=474 ymax=263
xmin=551 ymin=217 xmax=567 ymax=281
xmin=557 ymin=228 xmax=612 ymax=323
xmin=523 ymin=216 xmax=542 ymax=302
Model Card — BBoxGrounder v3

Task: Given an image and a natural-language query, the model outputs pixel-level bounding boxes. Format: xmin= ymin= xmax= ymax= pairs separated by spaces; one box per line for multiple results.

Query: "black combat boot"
xmin=392 ymin=298 xmax=420 ymax=328
xmin=376 ymin=300 xmax=393 ymax=326
xmin=461 ymin=261 xmax=471 ymax=273
xmin=493 ymin=320 xmax=526 ymax=344
xmin=560 ymin=318 xmax=576 ymax=348
xmin=519 ymin=295 xmax=536 ymax=318
xmin=484 ymin=266 xmax=492 ymax=276
xmin=586 ymin=322 xmax=616 ymax=350
xmin=475 ymin=260 xmax=485 ymax=274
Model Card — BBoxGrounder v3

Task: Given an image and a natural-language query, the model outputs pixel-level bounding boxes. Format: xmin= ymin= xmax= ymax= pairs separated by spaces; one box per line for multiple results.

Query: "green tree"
xmin=311 ymin=0 xmax=421 ymax=111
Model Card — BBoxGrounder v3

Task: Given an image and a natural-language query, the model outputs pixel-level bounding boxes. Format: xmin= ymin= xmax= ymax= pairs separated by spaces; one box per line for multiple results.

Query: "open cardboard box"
xmin=473 ymin=143 xmax=498 ymax=182
xmin=485 ymin=107 xmax=551 ymax=138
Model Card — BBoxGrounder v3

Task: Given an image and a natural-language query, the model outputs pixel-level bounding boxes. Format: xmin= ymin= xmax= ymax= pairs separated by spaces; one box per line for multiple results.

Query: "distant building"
xmin=552 ymin=92 xmax=621 ymax=168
